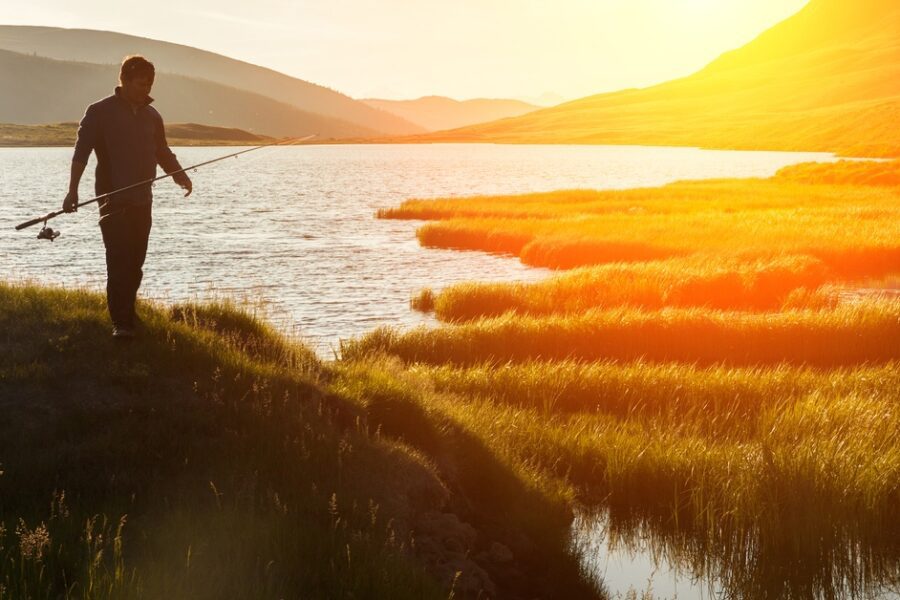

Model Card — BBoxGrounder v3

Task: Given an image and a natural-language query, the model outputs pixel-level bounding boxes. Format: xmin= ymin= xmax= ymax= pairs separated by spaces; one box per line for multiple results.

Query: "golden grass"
xmin=413 ymin=360 xmax=900 ymax=430
xmin=337 ymin=356 xmax=900 ymax=599
xmin=408 ymin=186 xmax=900 ymax=272
xmin=382 ymin=161 xmax=900 ymax=325
xmin=344 ymin=300 xmax=900 ymax=367
xmin=370 ymin=158 xmax=900 ymax=596
xmin=369 ymin=156 xmax=900 ymax=595
xmin=422 ymin=255 xmax=837 ymax=321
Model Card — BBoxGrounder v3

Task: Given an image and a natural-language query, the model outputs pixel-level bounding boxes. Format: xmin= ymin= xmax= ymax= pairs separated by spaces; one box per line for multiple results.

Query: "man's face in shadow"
xmin=121 ymin=75 xmax=154 ymax=106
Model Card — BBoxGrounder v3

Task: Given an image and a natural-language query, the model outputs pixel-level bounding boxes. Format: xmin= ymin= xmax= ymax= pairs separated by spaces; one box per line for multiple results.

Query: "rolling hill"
xmin=362 ymin=96 xmax=540 ymax=132
xmin=0 ymin=49 xmax=386 ymax=138
xmin=417 ymin=0 xmax=900 ymax=157
xmin=0 ymin=25 xmax=424 ymax=137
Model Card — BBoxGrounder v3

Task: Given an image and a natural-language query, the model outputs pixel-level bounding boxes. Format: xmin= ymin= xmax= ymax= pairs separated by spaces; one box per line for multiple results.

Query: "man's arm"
xmin=154 ymin=116 xmax=192 ymax=197
xmin=63 ymin=161 xmax=87 ymax=213
xmin=63 ymin=105 xmax=98 ymax=213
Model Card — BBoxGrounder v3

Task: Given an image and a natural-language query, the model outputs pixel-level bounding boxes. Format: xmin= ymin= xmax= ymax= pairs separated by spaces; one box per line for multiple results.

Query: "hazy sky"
xmin=5 ymin=0 xmax=809 ymax=102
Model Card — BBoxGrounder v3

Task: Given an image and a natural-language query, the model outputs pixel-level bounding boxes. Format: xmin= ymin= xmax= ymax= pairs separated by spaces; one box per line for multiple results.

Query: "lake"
xmin=1 ymin=143 xmax=845 ymax=354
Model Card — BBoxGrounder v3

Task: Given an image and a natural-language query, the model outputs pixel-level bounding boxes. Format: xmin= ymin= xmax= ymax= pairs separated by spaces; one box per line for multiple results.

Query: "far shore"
xmin=0 ymin=122 xmax=274 ymax=148
xmin=4 ymin=122 xmax=898 ymax=160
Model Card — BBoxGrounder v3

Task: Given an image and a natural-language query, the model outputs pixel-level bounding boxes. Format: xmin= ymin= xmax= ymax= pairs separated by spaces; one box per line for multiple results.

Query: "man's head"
xmin=119 ymin=55 xmax=155 ymax=106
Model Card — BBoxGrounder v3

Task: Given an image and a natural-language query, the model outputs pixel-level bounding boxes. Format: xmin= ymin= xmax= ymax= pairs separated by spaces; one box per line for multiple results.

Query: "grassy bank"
xmin=0 ymin=122 xmax=270 ymax=147
xmin=362 ymin=157 xmax=900 ymax=598
xmin=0 ymin=283 xmax=600 ymax=599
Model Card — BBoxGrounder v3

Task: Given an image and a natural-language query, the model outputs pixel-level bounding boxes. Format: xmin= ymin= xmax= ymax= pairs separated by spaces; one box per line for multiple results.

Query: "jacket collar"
xmin=114 ymin=86 xmax=155 ymax=108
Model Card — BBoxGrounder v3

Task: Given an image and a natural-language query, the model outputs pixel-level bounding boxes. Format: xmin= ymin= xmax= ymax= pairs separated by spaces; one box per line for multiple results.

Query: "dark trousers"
xmin=99 ymin=204 xmax=152 ymax=328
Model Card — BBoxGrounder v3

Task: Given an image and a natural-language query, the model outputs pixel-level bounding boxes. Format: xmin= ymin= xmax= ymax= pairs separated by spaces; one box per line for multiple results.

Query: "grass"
xmin=416 ymin=255 xmax=839 ymax=321
xmin=0 ymin=282 xmax=602 ymax=599
xmin=343 ymin=300 xmax=900 ymax=367
xmin=360 ymin=157 xmax=900 ymax=598
xmin=0 ymin=122 xmax=267 ymax=147
xmin=383 ymin=161 xmax=900 ymax=323
xmin=335 ymin=356 xmax=900 ymax=600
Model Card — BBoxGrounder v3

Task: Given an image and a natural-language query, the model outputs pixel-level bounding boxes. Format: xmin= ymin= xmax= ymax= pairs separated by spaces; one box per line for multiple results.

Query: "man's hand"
xmin=62 ymin=191 xmax=79 ymax=213
xmin=176 ymin=174 xmax=193 ymax=197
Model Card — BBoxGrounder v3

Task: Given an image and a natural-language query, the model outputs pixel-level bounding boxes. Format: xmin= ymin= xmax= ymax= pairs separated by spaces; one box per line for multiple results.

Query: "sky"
xmin=4 ymin=0 xmax=810 ymax=103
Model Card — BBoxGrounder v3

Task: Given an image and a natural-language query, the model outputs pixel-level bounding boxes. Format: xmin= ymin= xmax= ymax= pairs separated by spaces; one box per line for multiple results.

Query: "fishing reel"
xmin=37 ymin=222 xmax=60 ymax=242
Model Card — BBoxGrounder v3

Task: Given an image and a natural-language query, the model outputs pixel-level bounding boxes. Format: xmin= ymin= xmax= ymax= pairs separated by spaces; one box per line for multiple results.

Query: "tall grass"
xmin=367 ymin=160 xmax=900 ymax=597
xmin=336 ymin=356 xmax=900 ymax=599
xmin=414 ymin=360 xmax=900 ymax=432
xmin=418 ymin=254 xmax=837 ymax=321
xmin=381 ymin=170 xmax=900 ymax=282
xmin=345 ymin=300 xmax=900 ymax=367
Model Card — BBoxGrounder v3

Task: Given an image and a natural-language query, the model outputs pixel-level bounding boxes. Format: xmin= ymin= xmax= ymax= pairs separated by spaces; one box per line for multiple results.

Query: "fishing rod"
xmin=16 ymin=133 xmax=317 ymax=239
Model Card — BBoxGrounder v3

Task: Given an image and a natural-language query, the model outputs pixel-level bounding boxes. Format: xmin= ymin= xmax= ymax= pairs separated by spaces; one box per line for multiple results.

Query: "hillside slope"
xmin=0 ymin=284 xmax=599 ymax=599
xmin=0 ymin=25 xmax=424 ymax=136
xmin=362 ymin=96 xmax=540 ymax=131
xmin=418 ymin=0 xmax=900 ymax=157
xmin=0 ymin=50 xmax=381 ymax=138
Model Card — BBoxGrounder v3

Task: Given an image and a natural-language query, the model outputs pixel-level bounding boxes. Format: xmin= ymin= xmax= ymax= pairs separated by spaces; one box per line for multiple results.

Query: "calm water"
xmin=1 ymin=143 xmax=842 ymax=353
xmin=573 ymin=510 xmax=900 ymax=600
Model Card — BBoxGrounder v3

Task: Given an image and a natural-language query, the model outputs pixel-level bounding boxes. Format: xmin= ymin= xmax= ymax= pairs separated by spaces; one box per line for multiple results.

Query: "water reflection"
xmin=573 ymin=507 xmax=900 ymax=600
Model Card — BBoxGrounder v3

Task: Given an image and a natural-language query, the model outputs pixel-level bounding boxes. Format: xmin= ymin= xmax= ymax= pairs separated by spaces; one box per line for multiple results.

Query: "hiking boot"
xmin=112 ymin=325 xmax=136 ymax=340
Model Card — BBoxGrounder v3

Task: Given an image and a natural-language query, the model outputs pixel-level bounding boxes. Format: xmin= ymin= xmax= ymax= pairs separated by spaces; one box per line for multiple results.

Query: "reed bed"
xmin=344 ymin=300 xmax=900 ymax=367
xmin=421 ymin=387 xmax=900 ymax=527
xmin=336 ymin=357 xmax=900 ymax=598
xmin=382 ymin=165 xmax=900 ymax=282
xmin=364 ymin=161 xmax=900 ymax=596
xmin=419 ymin=254 xmax=837 ymax=321
xmin=381 ymin=176 xmax=896 ymax=221
xmin=414 ymin=205 xmax=900 ymax=271
xmin=413 ymin=360 xmax=900 ymax=433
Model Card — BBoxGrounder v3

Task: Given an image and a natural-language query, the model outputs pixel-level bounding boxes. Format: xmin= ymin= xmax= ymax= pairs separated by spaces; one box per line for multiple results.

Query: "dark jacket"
xmin=73 ymin=87 xmax=184 ymax=215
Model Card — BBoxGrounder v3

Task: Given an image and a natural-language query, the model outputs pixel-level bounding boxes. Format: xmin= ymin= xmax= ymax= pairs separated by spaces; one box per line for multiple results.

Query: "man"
xmin=63 ymin=55 xmax=192 ymax=339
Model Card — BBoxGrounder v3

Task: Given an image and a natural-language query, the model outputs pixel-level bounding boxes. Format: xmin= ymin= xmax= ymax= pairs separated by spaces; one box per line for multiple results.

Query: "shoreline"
xmin=2 ymin=123 xmax=897 ymax=159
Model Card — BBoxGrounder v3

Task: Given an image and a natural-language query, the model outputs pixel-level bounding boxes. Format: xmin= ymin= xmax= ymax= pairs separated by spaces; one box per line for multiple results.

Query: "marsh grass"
xmin=416 ymin=255 xmax=840 ymax=321
xmin=382 ymin=167 xmax=900 ymax=290
xmin=365 ymin=161 xmax=900 ymax=597
xmin=413 ymin=360 xmax=900 ymax=432
xmin=335 ymin=356 xmax=900 ymax=599
xmin=345 ymin=300 xmax=900 ymax=367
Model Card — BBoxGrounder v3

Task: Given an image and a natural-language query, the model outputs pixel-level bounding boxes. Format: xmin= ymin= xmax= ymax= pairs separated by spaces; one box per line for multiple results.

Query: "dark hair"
xmin=119 ymin=55 xmax=155 ymax=84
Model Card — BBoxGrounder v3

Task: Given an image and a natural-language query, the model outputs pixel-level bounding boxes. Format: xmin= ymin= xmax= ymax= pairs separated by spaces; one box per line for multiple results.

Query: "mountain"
xmin=0 ymin=49 xmax=384 ymax=138
xmin=361 ymin=96 xmax=540 ymax=132
xmin=416 ymin=0 xmax=900 ymax=157
xmin=0 ymin=25 xmax=424 ymax=137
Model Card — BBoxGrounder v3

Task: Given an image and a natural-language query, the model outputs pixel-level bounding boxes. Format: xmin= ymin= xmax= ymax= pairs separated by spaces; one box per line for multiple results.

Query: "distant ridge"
xmin=0 ymin=25 xmax=425 ymax=137
xmin=414 ymin=0 xmax=900 ymax=157
xmin=361 ymin=96 xmax=541 ymax=132
xmin=0 ymin=49 xmax=383 ymax=138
